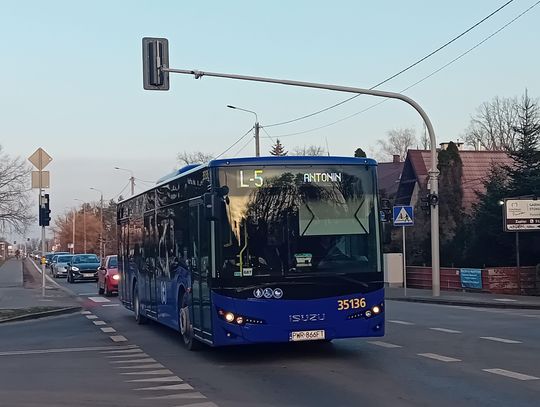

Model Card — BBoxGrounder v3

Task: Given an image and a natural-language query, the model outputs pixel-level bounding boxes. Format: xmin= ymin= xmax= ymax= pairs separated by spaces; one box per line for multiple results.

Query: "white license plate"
xmin=83 ymin=273 xmax=95 ymax=278
xmin=290 ymin=330 xmax=325 ymax=342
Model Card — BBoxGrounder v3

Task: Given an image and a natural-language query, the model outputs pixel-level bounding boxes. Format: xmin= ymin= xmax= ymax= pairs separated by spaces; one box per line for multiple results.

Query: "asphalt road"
xmin=1 ymin=272 xmax=539 ymax=407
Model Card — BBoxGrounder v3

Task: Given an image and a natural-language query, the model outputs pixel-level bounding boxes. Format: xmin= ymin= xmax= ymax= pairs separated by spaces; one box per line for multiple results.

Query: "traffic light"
xmin=142 ymin=37 xmax=170 ymax=90
xmin=39 ymin=194 xmax=51 ymax=226
xmin=380 ymin=199 xmax=392 ymax=222
xmin=420 ymin=193 xmax=439 ymax=213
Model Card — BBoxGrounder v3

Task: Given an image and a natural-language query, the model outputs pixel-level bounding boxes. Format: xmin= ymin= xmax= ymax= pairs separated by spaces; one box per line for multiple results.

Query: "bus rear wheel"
xmin=133 ymin=283 xmax=147 ymax=325
xmin=179 ymin=294 xmax=201 ymax=351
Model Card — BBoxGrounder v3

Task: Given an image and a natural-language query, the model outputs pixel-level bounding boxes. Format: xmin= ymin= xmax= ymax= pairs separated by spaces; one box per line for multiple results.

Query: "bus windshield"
xmin=218 ymin=165 xmax=381 ymax=279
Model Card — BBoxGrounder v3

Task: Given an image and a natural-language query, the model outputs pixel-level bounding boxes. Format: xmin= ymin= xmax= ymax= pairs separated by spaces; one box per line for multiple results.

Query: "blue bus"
xmin=117 ymin=156 xmax=384 ymax=349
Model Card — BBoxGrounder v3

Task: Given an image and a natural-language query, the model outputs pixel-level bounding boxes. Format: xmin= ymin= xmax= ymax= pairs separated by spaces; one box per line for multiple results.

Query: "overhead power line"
xmin=214 ymin=126 xmax=254 ymax=159
xmin=263 ymin=0 xmax=516 ymax=128
xmin=271 ymin=0 xmax=539 ymax=139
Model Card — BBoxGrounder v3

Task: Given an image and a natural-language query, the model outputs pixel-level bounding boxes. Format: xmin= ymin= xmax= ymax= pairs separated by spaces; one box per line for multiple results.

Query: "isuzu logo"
xmin=289 ymin=313 xmax=326 ymax=323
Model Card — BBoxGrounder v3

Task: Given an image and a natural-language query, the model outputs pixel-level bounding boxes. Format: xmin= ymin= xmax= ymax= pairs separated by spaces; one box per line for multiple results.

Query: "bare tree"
xmin=377 ymin=128 xmax=417 ymax=161
xmin=464 ymin=96 xmax=519 ymax=151
xmin=177 ymin=151 xmax=214 ymax=166
xmin=0 ymin=146 xmax=33 ymax=234
xmin=292 ymin=145 xmax=326 ymax=156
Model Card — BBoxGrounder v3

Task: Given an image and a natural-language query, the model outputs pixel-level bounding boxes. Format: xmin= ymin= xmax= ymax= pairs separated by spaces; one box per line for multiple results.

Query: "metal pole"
xmin=402 ymin=226 xmax=407 ymax=296
xmin=100 ymin=194 xmax=104 ymax=260
xmin=516 ymin=232 xmax=520 ymax=268
xmin=164 ymin=67 xmax=441 ymax=296
xmin=254 ymin=122 xmax=260 ymax=157
xmin=83 ymin=204 xmax=87 ymax=253
xmin=72 ymin=209 xmax=76 ymax=254
xmin=130 ymin=176 xmax=135 ymax=196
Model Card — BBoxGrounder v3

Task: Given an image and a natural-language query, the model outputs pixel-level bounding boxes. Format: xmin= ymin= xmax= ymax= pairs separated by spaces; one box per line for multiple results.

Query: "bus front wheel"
xmin=179 ymin=293 xmax=201 ymax=351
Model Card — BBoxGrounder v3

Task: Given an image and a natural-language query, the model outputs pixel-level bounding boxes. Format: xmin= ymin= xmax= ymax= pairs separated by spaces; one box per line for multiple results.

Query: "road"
xmin=1 ymin=271 xmax=539 ymax=407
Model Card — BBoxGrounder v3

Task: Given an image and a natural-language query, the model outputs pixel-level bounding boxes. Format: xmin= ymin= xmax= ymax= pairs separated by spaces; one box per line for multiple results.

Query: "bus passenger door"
xmin=144 ymin=213 xmax=158 ymax=318
xmin=189 ymin=200 xmax=213 ymax=343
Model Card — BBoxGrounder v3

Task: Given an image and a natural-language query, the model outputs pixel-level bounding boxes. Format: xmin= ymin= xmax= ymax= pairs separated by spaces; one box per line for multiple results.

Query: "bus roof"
xmin=208 ymin=156 xmax=377 ymax=168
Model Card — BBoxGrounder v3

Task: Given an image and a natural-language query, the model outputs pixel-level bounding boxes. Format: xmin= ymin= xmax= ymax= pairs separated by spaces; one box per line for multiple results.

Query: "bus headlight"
xmin=372 ymin=305 xmax=381 ymax=314
xmin=225 ymin=312 xmax=235 ymax=323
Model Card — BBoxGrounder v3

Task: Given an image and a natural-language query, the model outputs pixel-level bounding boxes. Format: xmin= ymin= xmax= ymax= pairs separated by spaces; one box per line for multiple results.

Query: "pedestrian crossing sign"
xmin=393 ymin=205 xmax=414 ymax=226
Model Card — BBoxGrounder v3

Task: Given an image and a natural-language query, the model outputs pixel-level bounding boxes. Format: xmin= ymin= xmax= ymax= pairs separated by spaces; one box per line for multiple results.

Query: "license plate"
xmin=83 ymin=273 xmax=95 ymax=278
xmin=290 ymin=330 xmax=325 ymax=342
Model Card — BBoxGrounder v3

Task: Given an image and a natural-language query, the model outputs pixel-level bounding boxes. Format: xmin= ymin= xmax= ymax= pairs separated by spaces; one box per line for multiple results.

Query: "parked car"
xmin=97 ymin=255 xmax=119 ymax=296
xmin=67 ymin=254 xmax=100 ymax=283
xmin=51 ymin=254 xmax=74 ymax=278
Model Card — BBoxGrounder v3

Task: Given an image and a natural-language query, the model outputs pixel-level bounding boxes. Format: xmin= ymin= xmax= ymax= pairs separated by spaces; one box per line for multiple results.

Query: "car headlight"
xmin=71 ymin=267 xmax=79 ymax=271
xmin=112 ymin=274 xmax=120 ymax=281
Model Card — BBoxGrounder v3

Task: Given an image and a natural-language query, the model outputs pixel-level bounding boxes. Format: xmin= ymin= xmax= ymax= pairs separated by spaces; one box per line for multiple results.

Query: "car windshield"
xmin=57 ymin=255 xmax=73 ymax=263
xmin=108 ymin=257 xmax=118 ymax=268
xmin=75 ymin=255 xmax=99 ymax=263
xmin=218 ymin=165 xmax=381 ymax=279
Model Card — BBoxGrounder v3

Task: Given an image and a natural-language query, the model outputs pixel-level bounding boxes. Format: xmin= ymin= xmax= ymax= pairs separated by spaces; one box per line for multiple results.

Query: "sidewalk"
xmin=386 ymin=286 xmax=540 ymax=310
xmin=0 ymin=258 xmax=81 ymax=323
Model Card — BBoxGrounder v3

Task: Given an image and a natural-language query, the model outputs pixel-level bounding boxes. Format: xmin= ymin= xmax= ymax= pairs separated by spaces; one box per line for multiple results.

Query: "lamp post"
xmin=74 ymin=199 xmax=86 ymax=253
xmin=90 ymin=187 xmax=104 ymax=261
xmin=227 ymin=105 xmax=260 ymax=157
xmin=114 ymin=167 xmax=135 ymax=196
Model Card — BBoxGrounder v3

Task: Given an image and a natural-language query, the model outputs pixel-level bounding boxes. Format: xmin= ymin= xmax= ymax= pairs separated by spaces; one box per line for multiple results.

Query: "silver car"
xmin=51 ymin=254 xmax=74 ymax=278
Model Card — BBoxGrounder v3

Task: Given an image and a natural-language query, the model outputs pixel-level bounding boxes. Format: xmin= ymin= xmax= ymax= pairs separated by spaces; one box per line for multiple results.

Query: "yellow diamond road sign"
xmin=28 ymin=148 xmax=52 ymax=171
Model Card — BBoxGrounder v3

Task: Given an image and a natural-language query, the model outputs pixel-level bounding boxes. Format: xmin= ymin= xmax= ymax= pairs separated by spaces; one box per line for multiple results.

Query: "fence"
xmin=406 ymin=266 xmax=539 ymax=295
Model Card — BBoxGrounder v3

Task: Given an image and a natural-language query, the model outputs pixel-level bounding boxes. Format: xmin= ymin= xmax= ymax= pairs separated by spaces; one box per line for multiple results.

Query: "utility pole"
xmin=90 ymin=187 xmax=104 ymax=260
xmin=254 ymin=121 xmax=260 ymax=157
xmin=74 ymin=199 xmax=86 ymax=252
xmin=130 ymin=175 xmax=135 ymax=196
xmin=72 ymin=209 xmax=76 ymax=254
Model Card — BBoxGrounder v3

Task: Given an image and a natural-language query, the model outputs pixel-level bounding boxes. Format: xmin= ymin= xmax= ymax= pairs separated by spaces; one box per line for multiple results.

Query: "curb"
xmin=26 ymin=259 xmax=79 ymax=298
xmin=0 ymin=306 xmax=82 ymax=324
xmin=386 ymin=296 xmax=540 ymax=310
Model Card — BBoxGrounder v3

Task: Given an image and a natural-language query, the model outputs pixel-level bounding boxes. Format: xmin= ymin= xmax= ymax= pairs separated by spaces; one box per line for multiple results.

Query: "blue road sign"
xmin=393 ymin=205 xmax=414 ymax=226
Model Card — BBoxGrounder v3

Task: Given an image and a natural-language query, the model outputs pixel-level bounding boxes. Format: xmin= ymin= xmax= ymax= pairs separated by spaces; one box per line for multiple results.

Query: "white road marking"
xmin=367 ymin=341 xmax=402 ymax=348
xmin=110 ymin=335 xmax=128 ymax=342
xmin=429 ymin=328 xmax=461 ymax=334
xmin=88 ymin=296 xmax=110 ymax=303
xmin=418 ymin=353 xmax=461 ymax=362
xmin=79 ymin=292 xmax=97 ymax=296
xmin=102 ymin=348 xmax=141 ymax=354
xmin=102 ymin=304 xmax=120 ymax=307
xmin=134 ymin=383 xmax=194 ymax=391
xmin=127 ymin=376 xmax=183 ymax=383
xmin=85 ymin=315 xmax=98 ymax=320
xmin=92 ymin=321 xmax=107 ymax=326
xmin=100 ymin=327 xmax=117 ymax=333
xmin=116 ymin=364 xmax=165 ymax=370
xmin=480 ymin=336 xmax=522 ymax=344
xmin=80 ymin=311 xmax=91 ymax=315
xmin=110 ymin=358 xmax=156 ymax=364
xmin=120 ymin=369 xmax=172 ymax=375
xmin=483 ymin=368 xmax=539 ymax=381
xmin=108 ymin=353 xmax=149 ymax=359
xmin=494 ymin=298 xmax=518 ymax=302
xmin=169 ymin=402 xmax=218 ymax=407
xmin=0 ymin=345 xmax=136 ymax=357
xmin=144 ymin=392 xmax=207 ymax=400
xmin=388 ymin=320 xmax=414 ymax=325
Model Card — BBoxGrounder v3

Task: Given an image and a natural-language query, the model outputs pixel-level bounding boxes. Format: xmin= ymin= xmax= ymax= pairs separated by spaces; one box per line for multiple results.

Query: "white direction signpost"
xmin=393 ymin=206 xmax=414 ymax=295
xmin=28 ymin=147 xmax=53 ymax=297
xmin=504 ymin=199 xmax=540 ymax=231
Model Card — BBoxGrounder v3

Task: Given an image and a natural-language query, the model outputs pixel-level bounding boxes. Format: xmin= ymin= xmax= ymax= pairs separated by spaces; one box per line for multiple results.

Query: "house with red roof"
xmin=395 ymin=146 xmax=513 ymax=212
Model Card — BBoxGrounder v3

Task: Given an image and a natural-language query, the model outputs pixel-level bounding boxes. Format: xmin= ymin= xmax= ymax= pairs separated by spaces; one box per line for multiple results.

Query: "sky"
xmin=1 ymin=0 xmax=539 ymax=241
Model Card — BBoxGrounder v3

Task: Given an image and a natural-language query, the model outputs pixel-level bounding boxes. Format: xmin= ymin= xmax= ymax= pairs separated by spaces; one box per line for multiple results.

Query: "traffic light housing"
xmin=420 ymin=193 xmax=439 ymax=213
xmin=380 ymin=198 xmax=392 ymax=222
xmin=39 ymin=194 xmax=51 ymax=226
xmin=142 ymin=37 xmax=170 ymax=90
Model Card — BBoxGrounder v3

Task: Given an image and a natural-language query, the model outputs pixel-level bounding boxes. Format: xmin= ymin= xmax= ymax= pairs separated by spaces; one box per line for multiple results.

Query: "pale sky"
xmin=1 ymin=0 xmax=539 ymax=241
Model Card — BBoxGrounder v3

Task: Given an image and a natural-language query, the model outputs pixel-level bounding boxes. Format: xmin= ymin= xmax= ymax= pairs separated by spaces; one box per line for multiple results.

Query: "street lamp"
xmin=74 ymin=199 xmax=87 ymax=253
xmin=227 ymin=105 xmax=260 ymax=157
xmin=90 ymin=187 xmax=104 ymax=261
xmin=114 ymin=167 xmax=135 ymax=196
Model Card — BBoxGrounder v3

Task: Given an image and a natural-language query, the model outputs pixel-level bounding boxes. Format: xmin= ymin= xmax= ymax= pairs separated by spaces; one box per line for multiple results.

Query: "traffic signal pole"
xmin=142 ymin=37 xmax=440 ymax=296
xmin=162 ymin=68 xmax=441 ymax=297
xmin=39 ymin=176 xmax=46 ymax=297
